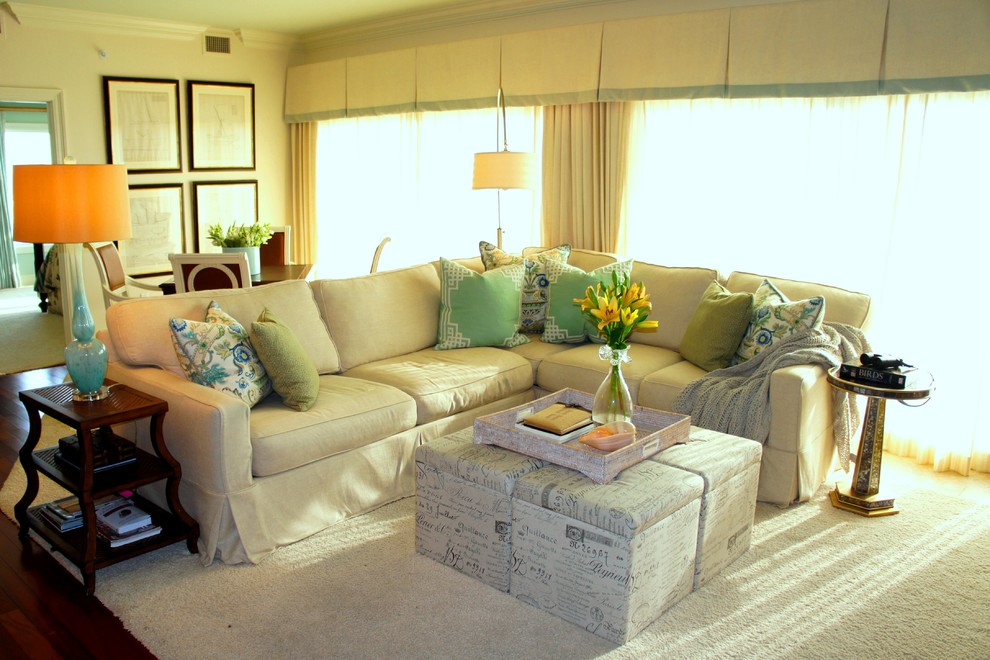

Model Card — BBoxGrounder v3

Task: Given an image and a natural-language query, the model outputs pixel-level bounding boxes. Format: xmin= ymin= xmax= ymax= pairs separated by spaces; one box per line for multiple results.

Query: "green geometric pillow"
xmin=732 ymin=279 xmax=825 ymax=364
xmin=436 ymin=257 xmax=529 ymax=350
xmin=251 ymin=308 xmax=320 ymax=412
xmin=680 ymin=281 xmax=754 ymax=372
xmin=541 ymin=259 xmax=634 ymax=344
xmin=169 ymin=301 xmax=272 ymax=407
xmin=479 ymin=241 xmax=571 ymax=333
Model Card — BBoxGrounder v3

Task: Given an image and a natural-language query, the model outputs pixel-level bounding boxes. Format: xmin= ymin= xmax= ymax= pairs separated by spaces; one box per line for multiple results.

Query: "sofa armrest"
xmin=764 ymin=364 xmax=837 ymax=503
xmin=105 ymin=361 xmax=254 ymax=495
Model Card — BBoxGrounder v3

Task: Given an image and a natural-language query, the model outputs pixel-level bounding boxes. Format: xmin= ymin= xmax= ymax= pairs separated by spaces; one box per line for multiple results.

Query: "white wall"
xmin=0 ymin=12 xmax=293 ymax=330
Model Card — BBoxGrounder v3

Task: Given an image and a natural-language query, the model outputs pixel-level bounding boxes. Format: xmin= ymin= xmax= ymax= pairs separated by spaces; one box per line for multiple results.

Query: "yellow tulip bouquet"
xmin=574 ymin=271 xmax=659 ymax=350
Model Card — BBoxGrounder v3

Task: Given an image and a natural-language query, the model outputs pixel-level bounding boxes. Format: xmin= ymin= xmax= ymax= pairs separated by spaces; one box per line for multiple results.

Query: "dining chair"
xmin=370 ymin=236 xmax=391 ymax=273
xmin=85 ymin=242 xmax=163 ymax=309
xmin=168 ymin=252 xmax=252 ymax=293
xmin=260 ymin=226 xmax=292 ymax=266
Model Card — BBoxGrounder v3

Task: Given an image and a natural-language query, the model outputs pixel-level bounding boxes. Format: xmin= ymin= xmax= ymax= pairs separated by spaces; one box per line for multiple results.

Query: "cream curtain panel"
xmin=541 ymin=102 xmax=630 ymax=253
xmin=284 ymin=0 xmax=990 ymax=121
xmin=289 ymin=122 xmax=317 ymax=265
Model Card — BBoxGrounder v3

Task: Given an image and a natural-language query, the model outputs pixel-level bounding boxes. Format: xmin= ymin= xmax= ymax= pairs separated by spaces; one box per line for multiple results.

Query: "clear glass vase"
xmin=592 ymin=345 xmax=633 ymax=424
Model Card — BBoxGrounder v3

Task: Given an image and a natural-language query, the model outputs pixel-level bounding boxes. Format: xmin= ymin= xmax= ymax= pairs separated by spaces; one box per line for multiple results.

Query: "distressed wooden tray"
xmin=473 ymin=388 xmax=690 ymax=484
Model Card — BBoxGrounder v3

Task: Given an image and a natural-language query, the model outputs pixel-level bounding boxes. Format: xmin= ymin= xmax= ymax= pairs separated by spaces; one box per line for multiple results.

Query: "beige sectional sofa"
xmin=101 ymin=248 xmax=871 ymax=565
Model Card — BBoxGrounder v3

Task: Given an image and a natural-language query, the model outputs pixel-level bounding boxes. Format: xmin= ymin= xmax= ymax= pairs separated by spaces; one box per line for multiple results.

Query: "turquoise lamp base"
xmin=64 ymin=336 xmax=110 ymax=401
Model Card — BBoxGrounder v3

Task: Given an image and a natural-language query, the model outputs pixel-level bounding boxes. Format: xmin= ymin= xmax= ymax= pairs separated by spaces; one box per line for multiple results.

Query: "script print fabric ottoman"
xmin=510 ymin=460 xmax=704 ymax=644
xmin=415 ymin=428 xmax=546 ymax=591
xmin=651 ymin=426 xmax=762 ymax=589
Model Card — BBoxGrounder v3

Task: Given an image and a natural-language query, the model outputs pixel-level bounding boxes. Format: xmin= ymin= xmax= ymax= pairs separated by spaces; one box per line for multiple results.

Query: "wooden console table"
xmin=159 ymin=263 xmax=313 ymax=294
xmin=826 ymin=367 xmax=934 ymax=517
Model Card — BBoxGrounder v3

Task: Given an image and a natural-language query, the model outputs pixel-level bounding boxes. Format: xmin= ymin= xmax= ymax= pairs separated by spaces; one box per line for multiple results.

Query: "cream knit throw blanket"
xmin=673 ymin=323 xmax=870 ymax=471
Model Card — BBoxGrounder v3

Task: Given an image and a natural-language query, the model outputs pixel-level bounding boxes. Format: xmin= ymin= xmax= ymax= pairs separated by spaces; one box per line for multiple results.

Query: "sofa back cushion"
xmin=106 ymin=280 xmax=341 ymax=376
xmin=629 ymin=262 xmax=721 ymax=351
xmin=548 ymin=248 xmax=618 ymax=272
xmin=725 ymin=271 xmax=872 ymax=329
xmin=311 ymin=263 xmax=441 ymax=371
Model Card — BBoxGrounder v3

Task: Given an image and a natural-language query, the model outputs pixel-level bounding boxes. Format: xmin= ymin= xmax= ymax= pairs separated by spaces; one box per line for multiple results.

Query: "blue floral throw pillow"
xmin=169 ymin=301 xmax=272 ymax=407
xmin=479 ymin=241 xmax=571 ymax=332
xmin=732 ymin=279 xmax=825 ymax=364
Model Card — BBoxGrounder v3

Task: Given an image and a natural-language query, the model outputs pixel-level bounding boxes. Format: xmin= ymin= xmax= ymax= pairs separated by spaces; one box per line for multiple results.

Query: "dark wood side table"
xmin=826 ymin=367 xmax=934 ymax=517
xmin=14 ymin=381 xmax=199 ymax=595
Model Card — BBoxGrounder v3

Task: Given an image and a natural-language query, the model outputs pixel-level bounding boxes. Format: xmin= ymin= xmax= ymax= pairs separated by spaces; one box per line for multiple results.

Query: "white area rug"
xmin=3 ymin=419 xmax=988 ymax=659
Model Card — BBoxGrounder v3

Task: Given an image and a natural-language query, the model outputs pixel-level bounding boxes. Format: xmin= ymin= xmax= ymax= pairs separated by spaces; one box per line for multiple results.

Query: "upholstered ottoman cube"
xmin=415 ymin=428 xmax=546 ymax=591
xmin=651 ymin=427 xmax=762 ymax=589
xmin=509 ymin=460 xmax=704 ymax=644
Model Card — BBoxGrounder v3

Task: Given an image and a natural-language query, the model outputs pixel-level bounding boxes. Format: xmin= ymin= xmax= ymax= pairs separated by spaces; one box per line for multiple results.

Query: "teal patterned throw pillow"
xmin=436 ymin=257 xmax=529 ymax=350
xmin=541 ymin=259 xmax=634 ymax=344
xmin=732 ymin=279 xmax=825 ymax=364
xmin=479 ymin=241 xmax=571 ymax=333
xmin=169 ymin=301 xmax=272 ymax=407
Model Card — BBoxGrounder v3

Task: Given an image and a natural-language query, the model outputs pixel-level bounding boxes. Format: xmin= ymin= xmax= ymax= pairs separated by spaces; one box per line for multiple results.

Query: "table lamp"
xmin=473 ymin=88 xmax=535 ymax=249
xmin=13 ymin=164 xmax=131 ymax=401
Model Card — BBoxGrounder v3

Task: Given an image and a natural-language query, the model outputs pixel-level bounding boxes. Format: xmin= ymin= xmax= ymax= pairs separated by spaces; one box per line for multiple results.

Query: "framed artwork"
xmin=193 ymin=180 xmax=258 ymax=252
xmin=188 ymin=81 xmax=256 ymax=170
xmin=103 ymin=76 xmax=182 ymax=173
xmin=119 ymin=184 xmax=185 ymax=276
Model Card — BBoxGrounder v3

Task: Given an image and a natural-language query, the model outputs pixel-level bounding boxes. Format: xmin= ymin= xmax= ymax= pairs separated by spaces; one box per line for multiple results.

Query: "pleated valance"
xmin=599 ymin=10 xmax=731 ymax=101
xmin=727 ymin=0 xmax=889 ymax=98
xmin=284 ymin=0 xmax=990 ymax=123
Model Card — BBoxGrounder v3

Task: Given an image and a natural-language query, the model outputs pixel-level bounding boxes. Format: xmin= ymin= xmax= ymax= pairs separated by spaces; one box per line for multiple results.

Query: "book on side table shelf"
xmin=55 ymin=429 xmax=137 ymax=472
xmin=37 ymin=494 xmax=132 ymax=534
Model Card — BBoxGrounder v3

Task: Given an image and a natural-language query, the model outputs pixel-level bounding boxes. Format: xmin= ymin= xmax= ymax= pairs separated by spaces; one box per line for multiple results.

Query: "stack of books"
xmin=38 ymin=494 xmax=162 ymax=547
xmin=55 ymin=429 xmax=137 ymax=472
xmin=839 ymin=361 xmax=915 ymax=390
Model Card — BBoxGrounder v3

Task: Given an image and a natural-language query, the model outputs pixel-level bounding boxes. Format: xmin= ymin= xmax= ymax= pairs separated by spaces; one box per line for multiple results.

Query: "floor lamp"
xmin=472 ymin=88 xmax=535 ymax=249
xmin=13 ymin=164 xmax=132 ymax=401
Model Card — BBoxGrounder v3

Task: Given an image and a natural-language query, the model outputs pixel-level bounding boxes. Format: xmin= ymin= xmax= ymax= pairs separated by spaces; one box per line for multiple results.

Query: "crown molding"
xmin=300 ymin=0 xmax=627 ymax=53
xmin=2 ymin=1 xmax=295 ymax=48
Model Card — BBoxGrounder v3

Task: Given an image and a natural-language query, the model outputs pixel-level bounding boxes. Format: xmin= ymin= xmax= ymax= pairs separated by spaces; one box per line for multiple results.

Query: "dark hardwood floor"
xmin=0 ymin=366 xmax=155 ymax=659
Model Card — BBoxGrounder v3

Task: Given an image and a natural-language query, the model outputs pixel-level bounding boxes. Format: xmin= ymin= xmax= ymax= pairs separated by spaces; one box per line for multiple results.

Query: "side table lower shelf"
xmin=26 ymin=492 xmax=197 ymax=570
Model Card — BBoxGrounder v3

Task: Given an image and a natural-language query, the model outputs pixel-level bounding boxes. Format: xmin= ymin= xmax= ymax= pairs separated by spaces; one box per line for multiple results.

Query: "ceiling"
xmin=4 ymin=0 xmax=490 ymax=37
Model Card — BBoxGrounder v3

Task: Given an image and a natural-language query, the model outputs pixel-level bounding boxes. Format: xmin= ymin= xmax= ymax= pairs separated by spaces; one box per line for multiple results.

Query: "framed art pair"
xmin=103 ymin=76 xmax=255 ymax=172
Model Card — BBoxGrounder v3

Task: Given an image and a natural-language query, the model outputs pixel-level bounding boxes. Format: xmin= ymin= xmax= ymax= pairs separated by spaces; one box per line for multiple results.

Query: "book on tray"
xmin=521 ymin=403 xmax=594 ymax=435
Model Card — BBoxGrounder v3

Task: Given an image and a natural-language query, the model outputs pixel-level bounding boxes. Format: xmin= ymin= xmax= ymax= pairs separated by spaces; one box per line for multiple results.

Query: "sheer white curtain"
xmin=316 ymin=108 xmax=542 ymax=277
xmin=623 ymin=92 xmax=990 ymax=476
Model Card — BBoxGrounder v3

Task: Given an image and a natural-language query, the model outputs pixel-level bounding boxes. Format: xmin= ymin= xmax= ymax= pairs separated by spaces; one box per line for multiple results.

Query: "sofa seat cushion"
xmin=536 ymin=343 xmax=682 ymax=402
xmin=638 ymin=361 xmax=707 ymax=412
xmin=343 ymin=347 xmax=533 ymax=424
xmin=505 ymin=332 xmax=579 ymax=380
xmin=249 ymin=375 xmax=417 ymax=478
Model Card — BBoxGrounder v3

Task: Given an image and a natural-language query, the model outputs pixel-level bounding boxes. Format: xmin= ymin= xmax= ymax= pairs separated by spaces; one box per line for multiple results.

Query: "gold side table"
xmin=826 ymin=367 xmax=934 ymax=517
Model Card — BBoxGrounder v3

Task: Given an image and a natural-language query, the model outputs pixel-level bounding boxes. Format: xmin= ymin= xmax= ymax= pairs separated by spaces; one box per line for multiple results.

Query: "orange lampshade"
xmin=472 ymin=151 xmax=536 ymax=190
xmin=12 ymin=164 xmax=132 ymax=244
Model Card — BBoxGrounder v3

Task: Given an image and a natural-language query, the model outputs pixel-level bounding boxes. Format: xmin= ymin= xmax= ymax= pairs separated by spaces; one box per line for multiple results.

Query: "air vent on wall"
xmin=204 ymin=34 xmax=231 ymax=54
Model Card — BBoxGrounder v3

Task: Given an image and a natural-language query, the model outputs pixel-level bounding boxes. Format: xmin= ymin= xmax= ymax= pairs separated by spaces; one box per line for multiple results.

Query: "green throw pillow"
xmin=251 ymin=308 xmax=320 ymax=412
xmin=733 ymin=279 xmax=826 ymax=364
xmin=169 ymin=301 xmax=272 ymax=407
xmin=436 ymin=257 xmax=529 ymax=350
xmin=479 ymin=241 xmax=571 ymax=333
xmin=680 ymin=281 xmax=755 ymax=372
xmin=541 ymin=259 xmax=634 ymax=344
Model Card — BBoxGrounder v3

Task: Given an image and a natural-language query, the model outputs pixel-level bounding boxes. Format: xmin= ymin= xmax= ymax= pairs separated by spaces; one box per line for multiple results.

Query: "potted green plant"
xmin=206 ymin=222 xmax=273 ymax=276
